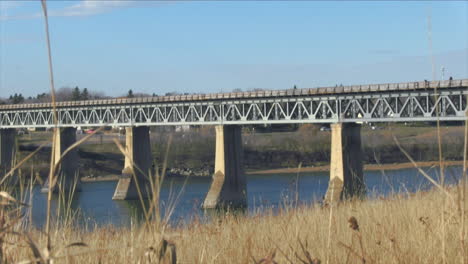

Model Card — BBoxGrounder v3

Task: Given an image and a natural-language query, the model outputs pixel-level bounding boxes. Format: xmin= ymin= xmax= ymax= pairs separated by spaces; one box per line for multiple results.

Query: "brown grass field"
xmin=1 ymin=181 xmax=466 ymax=263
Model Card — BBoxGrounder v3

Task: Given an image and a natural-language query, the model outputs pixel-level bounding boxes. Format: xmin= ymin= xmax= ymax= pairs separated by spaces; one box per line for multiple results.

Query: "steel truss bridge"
xmin=1 ymin=79 xmax=467 ymax=129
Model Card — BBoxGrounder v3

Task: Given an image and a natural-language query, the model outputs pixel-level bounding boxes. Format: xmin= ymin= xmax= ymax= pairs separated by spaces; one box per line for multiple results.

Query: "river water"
xmin=25 ymin=166 xmax=462 ymax=228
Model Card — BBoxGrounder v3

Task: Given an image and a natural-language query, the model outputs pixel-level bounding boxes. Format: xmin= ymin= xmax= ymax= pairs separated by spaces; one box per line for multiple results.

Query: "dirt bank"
xmin=80 ymin=160 xmax=464 ymax=181
xmin=246 ymin=160 xmax=464 ymax=175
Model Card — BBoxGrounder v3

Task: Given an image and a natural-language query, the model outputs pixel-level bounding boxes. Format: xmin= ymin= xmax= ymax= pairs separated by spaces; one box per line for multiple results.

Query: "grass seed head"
xmin=348 ymin=216 xmax=359 ymax=231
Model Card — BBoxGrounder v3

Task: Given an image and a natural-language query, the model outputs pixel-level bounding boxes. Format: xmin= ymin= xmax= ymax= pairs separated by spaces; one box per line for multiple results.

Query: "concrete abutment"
xmin=113 ymin=126 xmax=152 ymax=200
xmin=324 ymin=123 xmax=365 ymax=204
xmin=203 ymin=125 xmax=247 ymax=210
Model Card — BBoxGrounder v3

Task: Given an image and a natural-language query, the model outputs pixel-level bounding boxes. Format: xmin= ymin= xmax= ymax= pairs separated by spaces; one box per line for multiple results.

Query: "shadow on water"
xmin=23 ymin=165 xmax=463 ymax=229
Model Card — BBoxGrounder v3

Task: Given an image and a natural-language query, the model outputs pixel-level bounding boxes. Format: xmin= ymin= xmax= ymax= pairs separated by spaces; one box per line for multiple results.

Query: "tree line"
xmin=0 ymin=86 xmax=107 ymax=105
xmin=1 ymin=86 xmax=277 ymax=105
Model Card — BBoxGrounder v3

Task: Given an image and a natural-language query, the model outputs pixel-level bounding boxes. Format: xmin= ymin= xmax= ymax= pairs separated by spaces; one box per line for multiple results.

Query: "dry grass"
xmin=0 ymin=184 xmax=466 ymax=263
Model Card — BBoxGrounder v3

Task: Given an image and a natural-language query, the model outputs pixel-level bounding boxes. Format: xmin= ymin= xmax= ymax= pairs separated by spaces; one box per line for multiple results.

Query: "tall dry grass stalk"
xmin=40 ymin=0 xmax=58 ymax=241
xmin=427 ymin=8 xmax=448 ymax=262
xmin=325 ymin=179 xmax=335 ymax=264
xmin=460 ymin=102 xmax=468 ymax=264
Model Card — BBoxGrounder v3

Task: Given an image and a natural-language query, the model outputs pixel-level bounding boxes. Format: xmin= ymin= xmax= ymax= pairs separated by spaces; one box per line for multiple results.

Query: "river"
xmin=24 ymin=165 xmax=462 ymax=229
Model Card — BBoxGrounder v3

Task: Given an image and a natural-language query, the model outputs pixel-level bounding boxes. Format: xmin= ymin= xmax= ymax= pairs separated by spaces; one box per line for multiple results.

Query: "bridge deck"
xmin=1 ymin=79 xmax=467 ymax=110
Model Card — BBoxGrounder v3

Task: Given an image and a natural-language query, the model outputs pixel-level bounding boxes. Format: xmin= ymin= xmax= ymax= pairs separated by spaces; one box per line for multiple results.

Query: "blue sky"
xmin=1 ymin=1 xmax=467 ymax=97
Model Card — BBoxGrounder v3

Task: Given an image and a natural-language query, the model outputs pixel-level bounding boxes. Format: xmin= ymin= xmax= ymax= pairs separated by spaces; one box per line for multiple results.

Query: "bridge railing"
xmin=0 ymin=79 xmax=467 ymax=111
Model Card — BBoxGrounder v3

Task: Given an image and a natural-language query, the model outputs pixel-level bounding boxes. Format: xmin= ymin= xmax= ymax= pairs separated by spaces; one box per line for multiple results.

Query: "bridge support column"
xmin=324 ymin=123 xmax=365 ymax=204
xmin=42 ymin=127 xmax=81 ymax=193
xmin=0 ymin=129 xmax=16 ymax=183
xmin=203 ymin=125 xmax=246 ymax=210
xmin=113 ymin=126 xmax=152 ymax=200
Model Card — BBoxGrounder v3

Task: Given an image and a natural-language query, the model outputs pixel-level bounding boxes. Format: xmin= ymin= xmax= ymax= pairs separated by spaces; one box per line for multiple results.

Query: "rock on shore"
xmin=166 ymin=167 xmax=213 ymax=177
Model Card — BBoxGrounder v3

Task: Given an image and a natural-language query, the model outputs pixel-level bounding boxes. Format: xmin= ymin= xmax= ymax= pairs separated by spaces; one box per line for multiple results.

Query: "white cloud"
xmin=48 ymin=0 xmax=135 ymax=17
xmin=0 ymin=1 xmax=23 ymax=11
xmin=0 ymin=1 xmax=24 ymax=18
xmin=0 ymin=0 xmax=164 ymax=21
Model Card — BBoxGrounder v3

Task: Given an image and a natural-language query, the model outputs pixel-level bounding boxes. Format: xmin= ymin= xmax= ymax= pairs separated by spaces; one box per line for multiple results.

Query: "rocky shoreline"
xmin=166 ymin=167 xmax=213 ymax=177
xmin=81 ymin=166 xmax=214 ymax=182
xmin=81 ymin=160 xmax=465 ymax=182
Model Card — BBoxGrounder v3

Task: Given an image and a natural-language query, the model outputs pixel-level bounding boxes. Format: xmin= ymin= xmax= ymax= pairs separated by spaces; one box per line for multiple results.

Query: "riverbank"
xmin=248 ymin=160 xmax=465 ymax=174
xmin=80 ymin=160 xmax=465 ymax=182
xmin=81 ymin=175 xmax=118 ymax=182
xmin=5 ymin=182 xmax=466 ymax=263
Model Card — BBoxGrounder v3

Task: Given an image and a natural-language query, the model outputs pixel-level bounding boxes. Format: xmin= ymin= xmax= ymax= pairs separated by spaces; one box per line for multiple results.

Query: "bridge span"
xmin=0 ymin=79 xmax=467 ymax=128
xmin=1 ymin=78 xmax=467 ymax=208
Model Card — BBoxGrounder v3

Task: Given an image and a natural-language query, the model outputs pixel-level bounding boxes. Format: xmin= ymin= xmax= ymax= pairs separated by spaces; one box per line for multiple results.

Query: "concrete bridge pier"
xmin=0 ymin=129 xmax=17 ymax=183
xmin=203 ymin=125 xmax=247 ymax=210
xmin=113 ymin=126 xmax=152 ymax=200
xmin=324 ymin=123 xmax=365 ymax=204
xmin=42 ymin=127 xmax=81 ymax=193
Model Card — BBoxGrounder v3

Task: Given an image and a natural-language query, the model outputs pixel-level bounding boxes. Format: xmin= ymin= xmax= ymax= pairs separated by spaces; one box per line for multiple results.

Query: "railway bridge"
xmin=1 ymin=78 xmax=467 ymax=208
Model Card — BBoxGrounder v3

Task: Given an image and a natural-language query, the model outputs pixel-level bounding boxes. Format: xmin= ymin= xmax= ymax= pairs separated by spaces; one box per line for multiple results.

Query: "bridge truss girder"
xmin=1 ymin=89 xmax=467 ymax=128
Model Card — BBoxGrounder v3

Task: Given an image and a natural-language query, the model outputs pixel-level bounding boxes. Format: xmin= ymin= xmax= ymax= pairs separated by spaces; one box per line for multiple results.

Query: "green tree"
xmin=72 ymin=86 xmax=81 ymax=100
xmin=127 ymin=89 xmax=134 ymax=98
xmin=11 ymin=93 xmax=24 ymax=104
xmin=81 ymin=88 xmax=89 ymax=100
